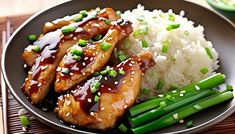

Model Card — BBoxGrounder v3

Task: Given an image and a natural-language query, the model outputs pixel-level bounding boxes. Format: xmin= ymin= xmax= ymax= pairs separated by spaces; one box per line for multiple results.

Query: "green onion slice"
xmin=32 ymin=45 xmax=41 ymax=52
xmin=205 ymin=47 xmax=213 ymax=59
xmin=109 ymin=70 xmax=117 ymax=77
xmin=156 ymin=80 xmax=164 ymax=90
xmin=200 ymin=67 xmax=209 ymax=74
xmin=28 ymin=34 xmax=37 ymax=42
xmin=77 ymin=39 xmax=88 ymax=47
xmin=100 ymin=41 xmax=112 ymax=51
xmin=162 ymin=40 xmax=169 ymax=53
xmin=168 ymin=14 xmax=175 ymax=21
xmin=166 ymin=23 xmax=180 ymax=31
xmin=20 ymin=115 xmax=29 ymax=127
xmin=141 ymin=39 xmax=148 ymax=48
xmin=73 ymin=14 xmax=83 ymax=22
xmin=118 ymin=124 xmax=128 ymax=132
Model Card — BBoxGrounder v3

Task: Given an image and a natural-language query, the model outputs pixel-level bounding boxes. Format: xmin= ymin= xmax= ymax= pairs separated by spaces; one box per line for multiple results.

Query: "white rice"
xmin=121 ymin=5 xmax=219 ymax=100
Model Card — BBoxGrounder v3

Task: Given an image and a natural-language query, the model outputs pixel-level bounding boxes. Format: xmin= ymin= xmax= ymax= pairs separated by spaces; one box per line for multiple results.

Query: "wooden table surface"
xmin=1 ymin=4 xmax=235 ymax=134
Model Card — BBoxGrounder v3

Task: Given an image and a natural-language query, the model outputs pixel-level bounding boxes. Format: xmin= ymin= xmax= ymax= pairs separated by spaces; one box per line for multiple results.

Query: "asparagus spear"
xmin=130 ymin=89 xmax=217 ymax=127
xmin=131 ymin=91 xmax=233 ymax=134
xmin=129 ymin=73 xmax=225 ymax=117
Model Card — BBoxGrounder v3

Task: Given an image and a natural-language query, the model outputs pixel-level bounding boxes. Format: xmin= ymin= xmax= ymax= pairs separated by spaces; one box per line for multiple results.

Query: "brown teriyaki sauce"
xmin=22 ymin=9 xmax=112 ymax=98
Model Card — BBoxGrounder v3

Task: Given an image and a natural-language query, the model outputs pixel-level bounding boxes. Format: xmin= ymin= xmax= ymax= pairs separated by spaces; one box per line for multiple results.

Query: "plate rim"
xmin=1 ymin=0 xmax=235 ymax=133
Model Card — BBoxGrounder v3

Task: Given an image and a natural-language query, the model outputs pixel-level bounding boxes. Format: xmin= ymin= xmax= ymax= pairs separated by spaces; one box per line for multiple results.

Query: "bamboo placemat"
xmin=0 ymin=14 xmax=235 ymax=134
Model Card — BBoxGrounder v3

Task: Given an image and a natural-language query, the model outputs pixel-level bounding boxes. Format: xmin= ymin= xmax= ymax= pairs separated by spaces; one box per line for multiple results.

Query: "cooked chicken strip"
xmin=55 ymin=52 xmax=155 ymax=130
xmin=22 ymin=8 xmax=119 ymax=104
xmin=22 ymin=8 xmax=119 ymax=67
xmin=55 ymin=19 xmax=133 ymax=93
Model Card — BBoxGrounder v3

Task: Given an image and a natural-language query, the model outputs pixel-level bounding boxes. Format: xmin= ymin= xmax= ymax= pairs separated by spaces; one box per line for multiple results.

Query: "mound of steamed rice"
xmin=121 ymin=5 xmax=219 ymax=101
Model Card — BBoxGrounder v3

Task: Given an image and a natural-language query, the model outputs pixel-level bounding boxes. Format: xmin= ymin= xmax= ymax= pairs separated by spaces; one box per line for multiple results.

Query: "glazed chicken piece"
xmin=22 ymin=7 xmax=119 ymax=67
xmin=22 ymin=8 xmax=120 ymax=104
xmin=55 ymin=52 xmax=155 ymax=130
xmin=54 ymin=19 xmax=133 ymax=93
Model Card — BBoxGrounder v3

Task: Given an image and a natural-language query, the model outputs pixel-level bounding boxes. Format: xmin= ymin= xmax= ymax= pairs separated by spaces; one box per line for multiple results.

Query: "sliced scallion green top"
xmin=119 ymin=54 xmax=126 ymax=61
xmin=80 ymin=10 xmax=88 ymax=17
xmin=116 ymin=11 xmax=121 ymax=16
xmin=70 ymin=45 xmax=83 ymax=56
xmin=162 ymin=40 xmax=169 ymax=53
xmin=77 ymin=39 xmax=88 ymax=47
xmin=100 ymin=41 xmax=112 ymax=51
xmin=28 ymin=34 xmax=37 ymax=42
xmin=200 ymin=67 xmax=209 ymax=74
xmin=205 ymin=47 xmax=213 ymax=59
xmin=133 ymin=25 xmax=148 ymax=37
xmin=20 ymin=115 xmax=29 ymax=127
xmin=73 ymin=14 xmax=83 ymax=22
xmin=104 ymin=19 xmax=111 ymax=25
xmin=62 ymin=25 xmax=76 ymax=34
xmin=168 ymin=14 xmax=175 ymax=21
xmin=166 ymin=23 xmax=180 ymax=31
xmin=93 ymin=34 xmax=102 ymax=41
xmin=141 ymin=39 xmax=148 ymax=48
xmin=109 ymin=70 xmax=117 ymax=77
xmin=32 ymin=45 xmax=41 ymax=52
xmin=91 ymin=81 xmax=101 ymax=93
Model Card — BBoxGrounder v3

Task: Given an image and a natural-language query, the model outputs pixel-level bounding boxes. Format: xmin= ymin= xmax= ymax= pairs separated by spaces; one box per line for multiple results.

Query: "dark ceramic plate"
xmin=2 ymin=0 xmax=235 ymax=133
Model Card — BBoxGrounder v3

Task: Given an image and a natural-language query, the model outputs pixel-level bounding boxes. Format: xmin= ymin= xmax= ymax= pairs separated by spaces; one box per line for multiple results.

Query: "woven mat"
xmin=0 ymin=14 xmax=235 ymax=134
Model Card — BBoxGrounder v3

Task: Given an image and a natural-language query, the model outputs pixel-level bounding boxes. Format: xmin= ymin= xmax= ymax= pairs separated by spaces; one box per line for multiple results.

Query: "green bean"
xmin=128 ymin=73 xmax=225 ymax=117
xmin=129 ymin=89 xmax=216 ymax=127
xmin=132 ymin=91 xmax=233 ymax=134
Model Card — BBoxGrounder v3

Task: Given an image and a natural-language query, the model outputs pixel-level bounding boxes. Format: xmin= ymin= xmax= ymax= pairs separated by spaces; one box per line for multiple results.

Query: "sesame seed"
xmin=130 ymin=78 xmax=134 ymax=81
xmin=131 ymin=71 xmax=135 ymax=74
xmin=124 ymin=104 xmax=128 ymax=109
xmin=28 ymin=86 xmax=31 ymax=89
xmin=129 ymin=63 xmax=133 ymax=66
xmin=28 ymin=71 xmax=32 ymax=74
xmin=88 ymin=98 xmax=92 ymax=103
xmin=25 ymin=78 xmax=28 ymax=81
xmin=101 ymin=107 xmax=105 ymax=111
xmin=114 ymin=81 xmax=118 ymax=85
xmin=122 ymin=80 xmax=126 ymax=84
xmin=56 ymin=67 xmax=62 ymax=72
xmin=65 ymin=112 xmax=70 ymax=117
xmin=41 ymin=58 xmax=44 ymax=62
xmin=90 ymin=57 xmax=94 ymax=61
xmin=82 ymin=72 xmax=86 ymax=75
xmin=52 ymin=56 xmax=56 ymax=58
xmin=101 ymin=85 xmax=104 ymax=88
xmin=108 ymin=88 xmax=111 ymax=91
xmin=180 ymin=93 xmax=184 ymax=97
xmin=195 ymin=85 xmax=200 ymax=91
xmin=37 ymin=83 xmax=41 ymax=87
xmin=66 ymin=94 xmax=70 ymax=98
xmin=82 ymin=62 xmax=86 ymax=66
xmin=172 ymin=90 xmax=177 ymax=93
xmin=179 ymin=119 xmax=184 ymax=123
xmin=41 ymin=66 xmax=48 ymax=70
xmin=97 ymin=92 xmax=101 ymax=96
xmin=104 ymin=77 xmax=107 ymax=80
xmin=90 ymin=112 xmax=95 ymax=116
xmin=158 ymin=94 xmax=164 ymax=98
xmin=71 ymin=90 xmax=77 ymax=94
xmin=84 ymin=57 xmax=88 ymax=60
xmin=131 ymin=61 xmax=135 ymax=64
xmin=70 ymin=72 xmax=74 ymax=76
xmin=180 ymin=90 xmax=186 ymax=94
xmin=56 ymin=79 xmax=60 ymax=82
xmin=24 ymin=64 xmax=27 ymax=68
xmin=73 ymin=37 xmax=77 ymax=40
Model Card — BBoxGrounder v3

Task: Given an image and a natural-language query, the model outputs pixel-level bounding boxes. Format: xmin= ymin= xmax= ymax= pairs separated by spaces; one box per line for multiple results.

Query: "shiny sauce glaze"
xmin=59 ymin=43 xmax=97 ymax=79
xmin=22 ymin=9 xmax=114 ymax=96
xmin=70 ymin=54 xmax=155 ymax=114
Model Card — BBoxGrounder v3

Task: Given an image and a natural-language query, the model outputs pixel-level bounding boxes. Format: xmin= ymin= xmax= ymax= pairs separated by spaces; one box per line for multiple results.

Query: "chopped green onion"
xmin=160 ymin=101 xmax=167 ymax=108
xmin=109 ymin=70 xmax=117 ymax=77
xmin=73 ymin=14 xmax=83 ymax=22
xmin=62 ymin=25 xmax=76 ymax=34
xmin=184 ymin=30 xmax=189 ymax=36
xmin=73 ymin=55 xmax=81 ymax=61
xmin=100 ymin=67 xmax=110 ymax=75
xmin=162 ymin=40 xmax=169 ymax=53
xmin=226 ymin=84 xmax=233 ymax=91
xmin=77 ymin=39 xmax=88 ymax=47
xmin=100 ymin=41 xmax=112 ymax=51
xmin=205 ymin=47 xmax=213 ymax=59
xmin=200 ymin=67 xmax=209 ymax=74
xmin=28 ymin=34 xmax=37 ymax=42
xmin=80 ymin=10 xmax=87 ymax=17
xmin=193 ymin=104 xmax=202 ymax=110
xmin=166 ymin=94 xmax=176 ymax=102
xmin=70 ymin=46 xmax=83 ymax=56
xmin=156 ymin=80 xmax=164 ymax=90
xmin=118 ymin=124 xmax=128 ymax=133
xmin=20 ymin=115 xmax=29 ymax=127
xmin=124 ymin=39 xmax=131 ymax=49
xmin=153 ymin=16 xmax=157 ymax=19
xmin=93 ymin=34 xmax=102 ymax=41
xmin=141 ymin=88 xmax=150 ymax=95
xmin=116 ymin=11 xmax=121 ymax=16
xmin=168 ymin=14 xmax=175 ymax=21
xmin=186 ymin=120 xmax=193 ymax=128
xmin=32 ymin=45 xmax=41 ymax=52
xmin=133 ymin=25 xmax=148 ymax=37
xmin=93 ymin=72 xmax=100 ymax=76
xmin=119 ymin=54 xmax=126 ymax=61
xmin=119 ymin=69 xmax=125 ymax=75
xmin=91 ymin=81 xmax=101 ymax=93
xmin=166 ymin=24 xmax=180 ymax=31
xmin=94 ymin=95 xmax=99 ymax=102
xmin=104 ymin=19 xmax=111 ymax=25
xmin=141 ymin=39 xmax=148 ymax=48
xmin=137 ymin=15 xmax=145 ymax=21
xmin=61 ymin=68 xmax=70 ymax=74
